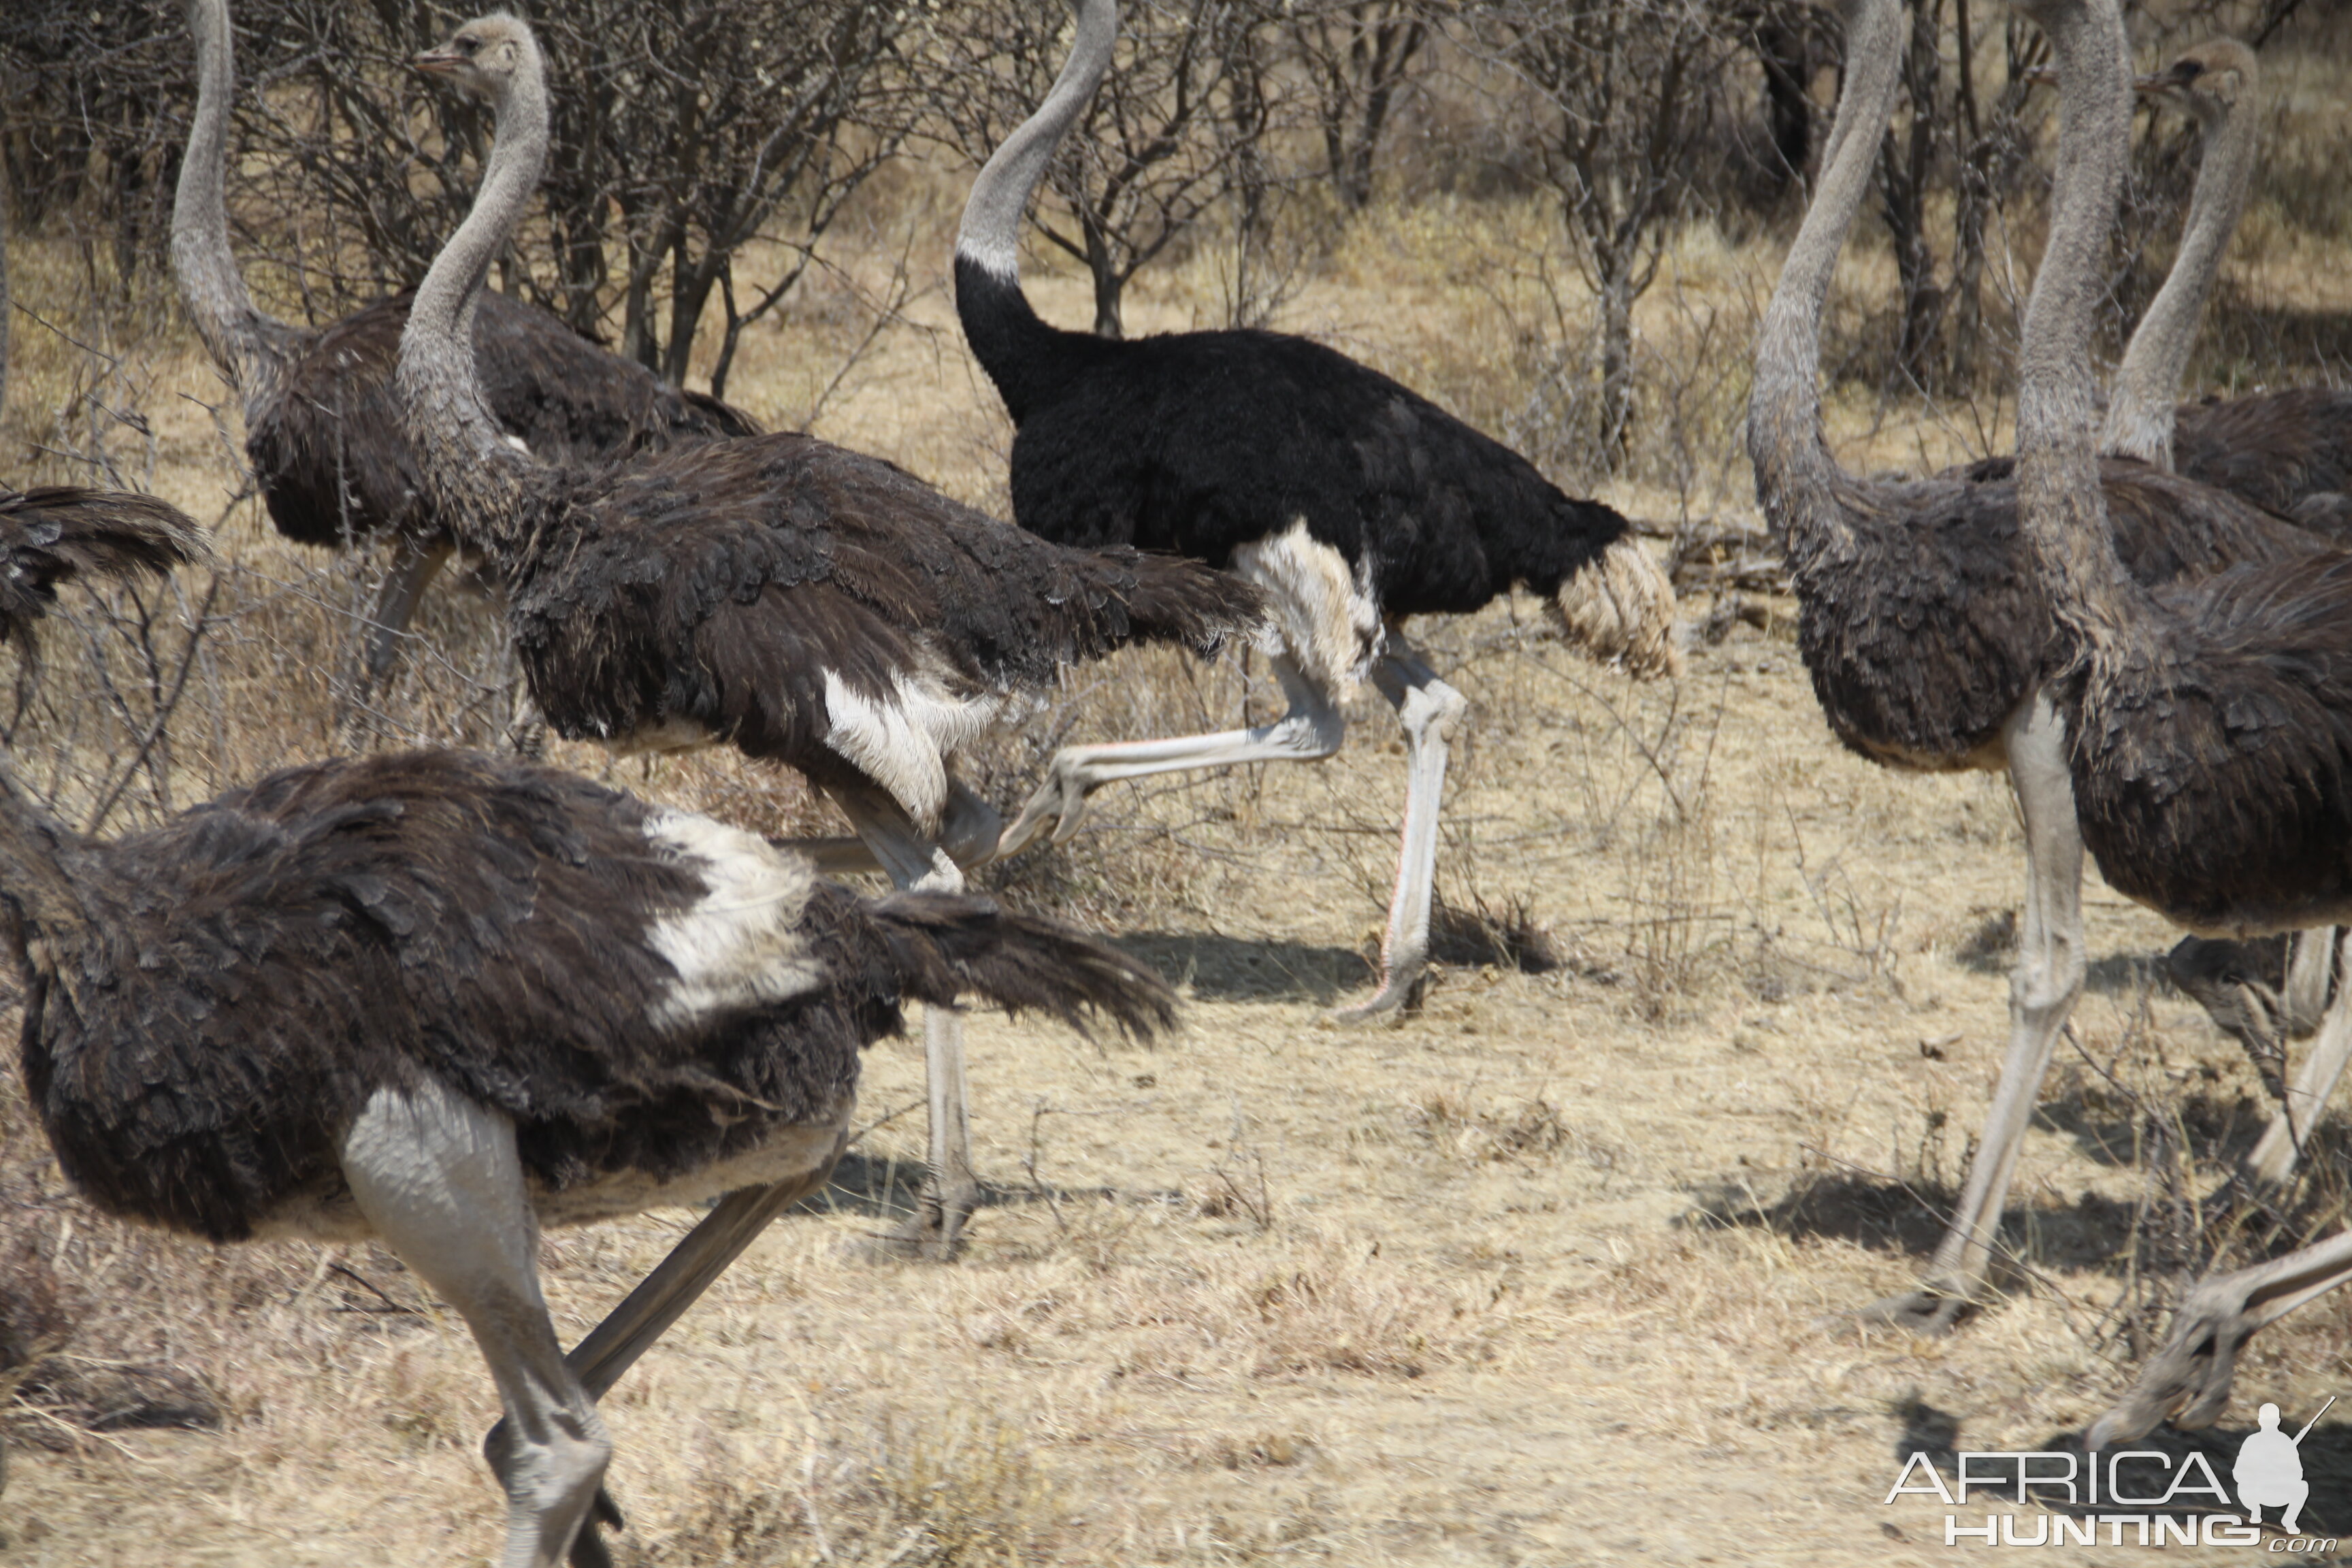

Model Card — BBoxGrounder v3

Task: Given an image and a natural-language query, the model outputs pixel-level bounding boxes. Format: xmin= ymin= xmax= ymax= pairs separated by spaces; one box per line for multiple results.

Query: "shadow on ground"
xmin=1686 ymin=1172 xmax=2146 ymax=1280
xmin=791 ymin=1151 xmax=1181 ymax=1224
xmin=1113 ymin=904 xmax=1559 ymax=1007
xmin=1952 ymin=918 xmax=2168 ymax=1000
xmin=2033 ymin=1083 xmax=2283 ymax=1171
xmin=1114 ymin=931 xmax=1373 ymax=1004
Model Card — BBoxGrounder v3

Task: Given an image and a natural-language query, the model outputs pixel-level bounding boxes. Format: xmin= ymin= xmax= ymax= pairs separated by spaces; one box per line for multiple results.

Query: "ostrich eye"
xmin=457 ymin=34 xmax=481 ymax=54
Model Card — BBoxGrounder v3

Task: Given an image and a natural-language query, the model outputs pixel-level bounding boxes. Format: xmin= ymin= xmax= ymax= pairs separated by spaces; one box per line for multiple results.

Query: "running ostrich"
xmin=953 ymin=0 xmax=1681 ymax=1022
xmin=0 ymin=387 xmax=1171 ymax=1565
xmin=1746 ymin=0 xmax=2330 ymax=1331
xmin=170 ymin=0 xmax=759 ymax=719
xmin=396 ymin=14 xmax=1258 ymax=1258
xmin=12 ymin=744 xmax=1171 ymax=1568
xmin=2002 ymin=0 xmax=2352 ymax=1450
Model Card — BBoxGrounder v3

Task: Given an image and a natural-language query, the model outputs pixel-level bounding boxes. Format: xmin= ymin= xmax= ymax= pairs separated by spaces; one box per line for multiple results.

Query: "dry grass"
xmin=5 ymin=97 xmax=2352 ymax=1563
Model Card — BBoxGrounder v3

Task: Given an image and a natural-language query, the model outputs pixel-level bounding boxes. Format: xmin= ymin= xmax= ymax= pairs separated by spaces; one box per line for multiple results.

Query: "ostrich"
xmin=2002 ymin=0 xmax=2352 ymax=1450
xmin=0 ymin=433 xmax=1174 ymax=1564
xmin=2081 ymin=36 xmax=2352 ymax=1188
xmin=170 ymin=0 xmax=760 ymax=723
xmin=952 ymin=0 xmax=1681 ymax=1022
xmin=2100 ymin=40 xmax=2352 ymax=526
xmin=14 ymin=743 xmax=1171 ymax=1568
xmin=1744 ymin=0 xmax=2331 ymax=1331
xmin=394 ymin=14 xmax=1258 ymax=1260
xmin=2097 ymin=37 xmax=2352 ymax=1188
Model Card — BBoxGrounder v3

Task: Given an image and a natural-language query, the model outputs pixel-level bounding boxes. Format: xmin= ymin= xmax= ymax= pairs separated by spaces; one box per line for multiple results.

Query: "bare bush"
xmin=926 ymin=0 xmax=1282 ymax=338
xmin=3 ymin=0 xmax=912 ymax=391
xmin=1455 ymin=0 xmax=1744 ymax=469
xmin=1284 ymin=0 xmax=1433 ymax=213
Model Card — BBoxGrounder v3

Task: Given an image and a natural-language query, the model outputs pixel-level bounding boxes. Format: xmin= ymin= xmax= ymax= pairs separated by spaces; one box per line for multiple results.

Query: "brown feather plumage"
xmin=0 ymin=486 xmax=210 ymax=646
xmin=1785 ymin=457 xmax=2319 ymax=770
xmin=15 ymin=749 xmax=1174 ymax=1244
xmin=503 ymin=433 xmax=1257 ymax=764
xmin=249 ymin=290 xmax=758 ymax=551
xmin=2172 ymin=386 xmax=2352 ymax=523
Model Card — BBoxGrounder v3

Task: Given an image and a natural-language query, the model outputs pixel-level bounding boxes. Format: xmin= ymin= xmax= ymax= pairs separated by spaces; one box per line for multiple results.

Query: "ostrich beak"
xmin=415 ymin=45 xmax=466 ymax=76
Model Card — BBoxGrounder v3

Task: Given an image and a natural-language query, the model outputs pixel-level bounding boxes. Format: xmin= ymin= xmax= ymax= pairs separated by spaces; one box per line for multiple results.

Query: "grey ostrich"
xmin=952 ymin=0 xmax=1681 ymax=1022
xmin=2088 ymin=37 xmax=2352 ymax=1188
xmin=1745 ymin=0 xmax=2325 ymax=1331
xmin=169 ymin=0 xmax=760 ymax=724
xmin=0 ymin=542 xmax=1173 ymax=1567
xmin=2006 ymin=0 xmax=2352 ymax=1450
xmin=393 ymin=14 xmax=1258 ymax=1259
xmin=2102 ymin=40 xmax=2352 ymax=527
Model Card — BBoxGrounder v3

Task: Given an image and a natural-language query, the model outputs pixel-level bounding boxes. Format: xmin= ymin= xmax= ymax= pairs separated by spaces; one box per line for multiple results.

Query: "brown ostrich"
xmin=1998 ymin=0 xmax=2352 ymax=1450
xmin=1744 ymin=0 xmax=2325 ymax=1333
xmin=169 ymin=0 xmax=760 ymax=724
xmin=393 ymin=14 xmax=1258 ymax=1259
xmin=0 ymin=501 xmax=1171 ymax=1568
xmin=2100 ymin=39 xmax=2352 ymax=527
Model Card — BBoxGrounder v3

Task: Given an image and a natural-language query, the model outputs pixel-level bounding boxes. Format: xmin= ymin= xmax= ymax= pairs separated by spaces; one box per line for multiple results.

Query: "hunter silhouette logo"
xmin=2236 ymin=1397 xmax=2332 ymax=1535
xmin=1884 ymin=1398 xmax=2340 ymax=1549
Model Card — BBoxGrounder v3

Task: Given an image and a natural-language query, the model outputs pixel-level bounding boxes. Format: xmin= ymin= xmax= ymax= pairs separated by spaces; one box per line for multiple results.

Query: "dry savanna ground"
xmin=7 ymin=135 xmax=2352 ymax=1565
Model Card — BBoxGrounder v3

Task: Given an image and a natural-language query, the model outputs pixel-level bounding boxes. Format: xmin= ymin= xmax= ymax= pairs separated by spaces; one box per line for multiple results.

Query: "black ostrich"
xmin=393 ymin=14 xmax=1257 ymax=1259
xmin=951 ymin=0 xmax=1682 ymax=1023
xmin=170 ymin=0 xmax=759 ymax=724
xmin=1746 ymin=0 xmax=2330 ymax=1331
xmin=2004 ymin=0 xmax=2352 ymax=1450
xmin=0 ymin=534 xmax=1172 ymax=1568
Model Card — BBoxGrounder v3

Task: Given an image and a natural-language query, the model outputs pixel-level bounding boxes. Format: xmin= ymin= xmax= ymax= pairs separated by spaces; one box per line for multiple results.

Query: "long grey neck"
xmin=396 ymin=54 xmax=547 ymax=557
xmin=1746 ymin=0 xmax=1906 ymax=560
xmin=955 ymin=0 xmax=1117 ymax=282
xmin=2100 ymin=83 xmax=2258 ymax=466
xmin=170 ymin=0 xmax=286 ymax=408
xmin=2014 ymin=0 xmax=2137 ymax=635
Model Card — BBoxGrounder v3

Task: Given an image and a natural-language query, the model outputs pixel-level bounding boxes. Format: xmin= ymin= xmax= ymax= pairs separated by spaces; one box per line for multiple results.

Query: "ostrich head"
xmin=416 ymin=13 xmax=538 ymax=105
xmin=2138 ymin=38 xmax=2257 ymax=127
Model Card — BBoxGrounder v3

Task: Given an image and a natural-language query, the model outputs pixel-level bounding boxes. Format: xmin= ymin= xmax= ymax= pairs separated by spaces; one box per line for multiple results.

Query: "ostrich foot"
xmin=997 ymin=766 xmax=1094 ymax=860
xmin=2091 ymin=1226 xmax=2352 ymax=1449
xmin=1329 ymin=964 xmax=1426 ymax=1026
xmin=2087 ymin=1283 xmax=2256 ymax=1449
xmin=876 ymin=1176 xmax=979 ymax=1262
xmin=1852 ymin=1285 xmax=1978 ymax=1335
xmin=483 ymin=1414 xmax=625 ymax=1567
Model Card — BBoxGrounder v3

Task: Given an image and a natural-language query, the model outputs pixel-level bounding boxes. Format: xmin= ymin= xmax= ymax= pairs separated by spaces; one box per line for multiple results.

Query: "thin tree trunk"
xmin=711 ymin=264 xmax=745 ymax=404
xmin=1084 ymin=218 xmax=1124 ymax=340
xmin=620 ymin=229 xmax=662 ymax=373
xmin=1752 ymin=13 xmax=1814 ymax=203
xmin=664 ymin=253 xmax=723 ymax=387
xmin=1884 ymin=0 xmax=1944 ymax=391
xmin=1598 ymin=268 xmax=1636 ymax=472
